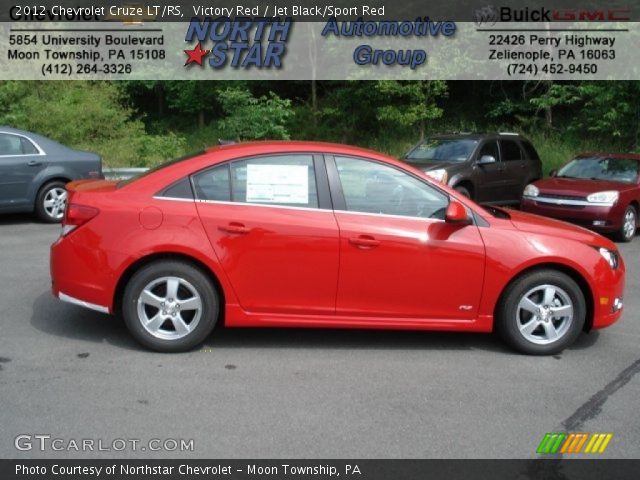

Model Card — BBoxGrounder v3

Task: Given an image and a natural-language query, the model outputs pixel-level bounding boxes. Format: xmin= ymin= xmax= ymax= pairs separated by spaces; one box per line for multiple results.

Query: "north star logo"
xmin=183 ymin=17 xmax=292 ymax=69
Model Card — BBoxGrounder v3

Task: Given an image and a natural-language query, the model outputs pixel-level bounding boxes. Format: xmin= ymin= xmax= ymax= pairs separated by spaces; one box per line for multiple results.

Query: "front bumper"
xmin=521 ymin=197 xmax=621 ymax=232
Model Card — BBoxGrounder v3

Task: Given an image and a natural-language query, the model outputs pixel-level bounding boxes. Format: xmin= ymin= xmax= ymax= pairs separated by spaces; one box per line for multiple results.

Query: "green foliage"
xmin=217 ymin=87 xmax=293 ymax=141
xmin=1 ymin=80 xmax=638 ymax=170
xmin=0 ymin=81 xmax=186 ymax=167
xmin=376 ymin=81 xmax=448 ymax=137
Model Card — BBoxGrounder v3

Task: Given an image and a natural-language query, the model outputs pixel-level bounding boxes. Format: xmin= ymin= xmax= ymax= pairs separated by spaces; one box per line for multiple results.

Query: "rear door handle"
xmin=27 ymin=160 xmax=42 ymax=167
xmin=218 ymin=223 xmax=249 ymax=234
xmin=349 ymin=235 xmax=380 ymax=248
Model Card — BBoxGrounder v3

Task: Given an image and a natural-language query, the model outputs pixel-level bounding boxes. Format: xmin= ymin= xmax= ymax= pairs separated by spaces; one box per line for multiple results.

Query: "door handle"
xmin=349 ymin=235 xmax=380 ymax=248
xmin=218 ymin=223 xmax=249 ymax=234
xmin=27 ymin=160 xmax=42 ymax=167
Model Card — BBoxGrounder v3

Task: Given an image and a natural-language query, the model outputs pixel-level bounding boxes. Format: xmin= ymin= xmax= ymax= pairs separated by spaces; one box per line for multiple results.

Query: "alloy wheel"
xmin=516 ymin=284 xmax=574 ymax=345
xmin=43 ymin=187 xmax=67 ymax=220
xmin=136 ymin=276 xmax=203 ymax=341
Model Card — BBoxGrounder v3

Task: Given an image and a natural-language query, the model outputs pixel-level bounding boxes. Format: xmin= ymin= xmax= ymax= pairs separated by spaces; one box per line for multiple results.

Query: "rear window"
xmin=118 ymin=151 xmax=204 ymax=187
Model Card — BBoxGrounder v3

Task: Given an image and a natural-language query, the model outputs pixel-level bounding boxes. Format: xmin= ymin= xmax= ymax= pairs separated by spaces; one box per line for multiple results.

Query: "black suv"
xmin=402 ymin=133 xmax=543 ymax=205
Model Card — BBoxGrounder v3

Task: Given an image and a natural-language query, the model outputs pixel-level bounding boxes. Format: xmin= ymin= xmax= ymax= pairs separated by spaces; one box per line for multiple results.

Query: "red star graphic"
xmin=184 ymin=42 xmax=210 ymax=66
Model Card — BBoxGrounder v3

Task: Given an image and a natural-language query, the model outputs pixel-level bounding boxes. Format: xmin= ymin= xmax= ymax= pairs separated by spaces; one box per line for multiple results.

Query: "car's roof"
xmin=205 ymin=140 xmax=391 ymax=157
xmin=576 ymin=152 xmax=640 ymax=161
xmin=429 ymin=132 xmax=524 ymax=140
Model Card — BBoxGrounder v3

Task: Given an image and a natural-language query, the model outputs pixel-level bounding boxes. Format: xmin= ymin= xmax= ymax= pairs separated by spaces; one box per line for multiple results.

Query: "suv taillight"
xmin=62 ymin=204 xmax=99 ymax=236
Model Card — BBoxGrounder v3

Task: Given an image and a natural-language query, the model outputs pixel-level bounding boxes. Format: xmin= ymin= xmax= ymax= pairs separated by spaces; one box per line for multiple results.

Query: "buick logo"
xmin=474 ymin=5 xmax=498 ymax=26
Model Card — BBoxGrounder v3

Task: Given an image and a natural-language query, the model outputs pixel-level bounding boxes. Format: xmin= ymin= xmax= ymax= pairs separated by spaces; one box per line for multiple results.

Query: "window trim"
xmin=0 ymin=131 xmax=46 ymax=157
xmin=190 ymin=152 xmax=329 ymax=210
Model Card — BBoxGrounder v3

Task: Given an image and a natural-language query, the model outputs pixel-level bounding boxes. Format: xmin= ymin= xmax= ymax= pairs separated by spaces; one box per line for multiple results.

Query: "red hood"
xmin=534 ymin=177 xmax=634 ymax=197
xmin=507 ymin=209 xmax=615 ymax=249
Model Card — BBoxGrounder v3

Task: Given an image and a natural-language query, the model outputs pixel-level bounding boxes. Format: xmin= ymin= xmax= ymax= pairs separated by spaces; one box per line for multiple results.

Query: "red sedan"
xmin=50 ymin=142 xmax=624 ymax=355
xmin=522 ymin=153 xmax=640 ymax=242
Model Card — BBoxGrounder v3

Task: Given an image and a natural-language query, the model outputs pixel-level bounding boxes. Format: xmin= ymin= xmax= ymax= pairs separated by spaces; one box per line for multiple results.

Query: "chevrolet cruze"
xmin=50 ymin=142 xmax=625 ymax=354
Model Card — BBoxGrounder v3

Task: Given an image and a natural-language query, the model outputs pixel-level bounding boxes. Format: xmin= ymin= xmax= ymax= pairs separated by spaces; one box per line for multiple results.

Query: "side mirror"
xmin=549 ymin=169 xmax=558 ymax=177
xmin=477 ymin=155 xmax=496 ymax=165
xmin=445 ymin=201 xmax=471 ymax=225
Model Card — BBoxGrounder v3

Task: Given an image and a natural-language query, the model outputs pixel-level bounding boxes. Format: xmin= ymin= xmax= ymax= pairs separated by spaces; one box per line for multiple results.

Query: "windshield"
xmin=405 ymin=138 xmax=478 ymax=163
xmin=557 ymin=156 xmax=639 ymax=183
xmin=117 ymin=150 xmax=204 ymax=187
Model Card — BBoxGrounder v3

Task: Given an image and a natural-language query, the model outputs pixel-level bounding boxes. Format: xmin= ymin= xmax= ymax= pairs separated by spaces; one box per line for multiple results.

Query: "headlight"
xmin=425 ymin=169 xmax=448 ymax=184
xmin=523 ymin=184 xmax=539 ymax=197
xmin=597 ymin=247 xmax=619 ymax=269
xmin=587 ymin=191 xmax=619 ymax=205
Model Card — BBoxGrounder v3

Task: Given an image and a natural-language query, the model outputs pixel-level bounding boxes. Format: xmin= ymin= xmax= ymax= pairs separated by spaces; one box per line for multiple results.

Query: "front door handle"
xmin=218 ymin=222 xmax=249 ymax=234
xmin=349 ymin=235 xmax=380 ymax=248
xmin=27 ymin=160 xmax=42 ymax=167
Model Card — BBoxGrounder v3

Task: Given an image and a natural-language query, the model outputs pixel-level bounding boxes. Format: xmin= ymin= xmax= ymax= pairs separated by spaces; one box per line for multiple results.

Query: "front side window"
xmin=478 ymin=141 xmax=500 ymax=161
xmin=335 ymin=156 xmax=449 ymax=219
xmin=0 ymin=134 xmax=24 ymax=156
xmin=558 ymin=157 xmax=639 ymax=183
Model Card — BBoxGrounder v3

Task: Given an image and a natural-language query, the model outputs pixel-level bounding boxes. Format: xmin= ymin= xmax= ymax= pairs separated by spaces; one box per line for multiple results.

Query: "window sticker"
xmin=246 ymin=164 xmax=309 ymax=204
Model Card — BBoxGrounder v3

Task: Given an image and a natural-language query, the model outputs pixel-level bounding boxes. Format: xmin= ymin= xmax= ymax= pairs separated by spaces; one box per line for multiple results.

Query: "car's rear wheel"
xmin=617 ymin=205 xmax=636 ymax=242
xmin=122 ymin=260 xmax=219 ymax=352
xmin=496 ymin=270 xmax=586 ymax=355
xmin=35 ymin=181 xmax=67 ymax=223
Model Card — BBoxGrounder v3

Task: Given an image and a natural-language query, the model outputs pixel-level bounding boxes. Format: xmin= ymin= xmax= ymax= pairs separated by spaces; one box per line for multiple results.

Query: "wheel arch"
xmin=494 ymin=262 xmax=595 ymax=332
xmin=113 ymin=252 xmax=226 ymax=323
xmin=452 ymin=179 xmax=475 ymax=199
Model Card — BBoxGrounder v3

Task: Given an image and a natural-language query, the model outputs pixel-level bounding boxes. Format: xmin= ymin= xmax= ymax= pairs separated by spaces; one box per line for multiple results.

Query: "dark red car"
xmin=521 ymin=153 xmax=640 ymax=242
xmin=50 ymin=142 xmax=624 ymax=355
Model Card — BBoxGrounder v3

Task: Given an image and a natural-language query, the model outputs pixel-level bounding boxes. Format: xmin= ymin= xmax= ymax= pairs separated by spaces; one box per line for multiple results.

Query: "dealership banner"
xmin=1 ymin=0 xmax=640 ymax=79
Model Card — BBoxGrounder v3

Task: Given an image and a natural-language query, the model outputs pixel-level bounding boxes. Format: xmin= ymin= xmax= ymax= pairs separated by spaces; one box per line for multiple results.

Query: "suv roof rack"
xmin=498 ymin=132 xmax=520 ymax=136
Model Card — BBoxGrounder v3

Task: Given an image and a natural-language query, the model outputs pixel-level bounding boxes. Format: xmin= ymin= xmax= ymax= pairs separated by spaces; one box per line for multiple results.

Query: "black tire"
xmin=122 ymin=260 xmax=219 ymax=352
xmin=454 ymin=185 xmax=471 ymax=199
xmin=35 ymin=181 xmax=67 ymax=223
xmin=496 ymin=269 xmax=586 ymax=355
xmin=616 ymin=205 xmax=637 ymax=242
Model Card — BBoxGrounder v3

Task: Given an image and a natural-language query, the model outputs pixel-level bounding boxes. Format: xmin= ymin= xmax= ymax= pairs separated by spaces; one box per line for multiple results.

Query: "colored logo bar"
xmin=537 ymin=433 xmax=613 ymax=454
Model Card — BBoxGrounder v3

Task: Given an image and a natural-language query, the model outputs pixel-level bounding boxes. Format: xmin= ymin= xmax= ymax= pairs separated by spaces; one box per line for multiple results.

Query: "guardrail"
xmin=103 ymin=167 xmax=148 ymax=180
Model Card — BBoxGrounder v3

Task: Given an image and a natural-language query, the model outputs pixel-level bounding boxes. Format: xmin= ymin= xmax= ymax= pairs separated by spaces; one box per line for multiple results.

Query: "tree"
xmin=217 ymin=87 xmax=293 ymax=141
xmin=375 ymin=81 xmax=448 ymax=139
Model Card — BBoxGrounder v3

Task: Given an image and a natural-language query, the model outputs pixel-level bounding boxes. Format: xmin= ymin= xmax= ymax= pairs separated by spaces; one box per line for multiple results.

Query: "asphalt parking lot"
xmin=0 ymin=215 xmax=638 ymax=459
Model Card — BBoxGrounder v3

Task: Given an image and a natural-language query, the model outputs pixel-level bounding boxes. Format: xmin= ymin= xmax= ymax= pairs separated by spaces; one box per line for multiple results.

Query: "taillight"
xmin=62 ymin=204 xmax=99 ymax=236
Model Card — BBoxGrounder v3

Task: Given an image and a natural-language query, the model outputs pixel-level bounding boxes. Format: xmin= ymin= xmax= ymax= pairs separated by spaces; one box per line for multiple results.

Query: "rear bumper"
xmin=521 ymin=198 xmax=621 ymax=232
xmin=50 ymin=233 xmax=118 ymax=314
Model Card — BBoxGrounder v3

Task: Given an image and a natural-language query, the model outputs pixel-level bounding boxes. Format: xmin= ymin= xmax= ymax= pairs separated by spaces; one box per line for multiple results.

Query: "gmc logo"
xmin=553 ymin=9 xmax=631 ymax=21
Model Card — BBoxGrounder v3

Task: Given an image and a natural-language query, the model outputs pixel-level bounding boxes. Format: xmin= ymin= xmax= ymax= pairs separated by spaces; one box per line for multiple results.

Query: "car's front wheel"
xmin=617 ymin=205 xmax=637 ymax=242
xmin=122 ymin=260 xmax=219 ymax=352
xmin=496 ymin=270 xmax=586 ymax=355
xmin=35 ymin=181 xmax=67 ymax=223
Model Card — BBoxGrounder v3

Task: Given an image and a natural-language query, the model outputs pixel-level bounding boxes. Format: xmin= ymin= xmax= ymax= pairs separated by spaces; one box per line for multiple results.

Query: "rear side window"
xmin=521 ymin=140 xmax=540 ymax=161
xmin=500 ymin=140 xmax=523 ymax=162
xmin=0 ymin=133 xmax=23 ymax=155
xmin=20 ymin=137 xmax=39 ymax=154
xmin=192 ymin=164 xmax=231 ymax=201
xmin=193 ymin=155 xmax=319 ymax=208
xmin=159 ymin=177 xmax=194 ymax=200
